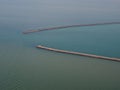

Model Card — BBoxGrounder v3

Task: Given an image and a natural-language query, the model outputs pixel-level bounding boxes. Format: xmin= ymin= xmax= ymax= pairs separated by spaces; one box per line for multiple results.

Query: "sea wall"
xmin=23 ymin=22 xmax=120 ymax=34
xmin=36 ymin=45 xmax=120 ymax=62
xmin=23 ymin=22 xmax=120 ymax=62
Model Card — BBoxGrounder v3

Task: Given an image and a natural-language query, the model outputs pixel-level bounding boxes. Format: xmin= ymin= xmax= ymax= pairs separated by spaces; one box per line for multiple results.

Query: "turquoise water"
xmin=0 ymin=0 xmax=120 ymax=90
xmin=31 ymin=24 xmax=120 ymax=58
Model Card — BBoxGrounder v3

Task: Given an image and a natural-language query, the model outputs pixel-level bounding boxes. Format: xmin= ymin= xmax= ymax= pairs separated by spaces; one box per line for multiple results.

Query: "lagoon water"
xmin=0 ymin=0 xmax=120 ymax=90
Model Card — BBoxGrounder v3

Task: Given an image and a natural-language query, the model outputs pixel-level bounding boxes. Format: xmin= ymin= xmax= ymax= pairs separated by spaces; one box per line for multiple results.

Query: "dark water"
xmin=0 ymin=0 xmax=120 ymax=90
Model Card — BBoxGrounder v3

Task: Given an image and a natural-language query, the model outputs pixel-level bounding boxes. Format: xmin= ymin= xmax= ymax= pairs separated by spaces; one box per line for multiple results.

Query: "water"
xmin=32 ymin=24 xmax=120 ymax=58
xmin=0 ymin=0 xmax=120 ymax=90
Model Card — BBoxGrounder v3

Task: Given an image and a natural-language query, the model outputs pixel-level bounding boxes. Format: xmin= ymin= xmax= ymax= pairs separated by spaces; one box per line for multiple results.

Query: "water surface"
xmin=0 ymin=0 xmax=120 ymax=90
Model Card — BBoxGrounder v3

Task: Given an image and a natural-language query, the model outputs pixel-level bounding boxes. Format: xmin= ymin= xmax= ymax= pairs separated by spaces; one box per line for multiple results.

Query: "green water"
xmin=0 ymin=0 xmax=120 ymax=90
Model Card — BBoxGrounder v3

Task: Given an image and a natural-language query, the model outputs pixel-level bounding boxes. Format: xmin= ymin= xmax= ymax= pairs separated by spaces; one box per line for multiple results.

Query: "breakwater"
xmin=36 ymin=45 xmax=120 ymax=62
xmin=23 ymin=22 xmax=120 ymax=34
xmin=23 ymin=22 xmax=120 ymax=62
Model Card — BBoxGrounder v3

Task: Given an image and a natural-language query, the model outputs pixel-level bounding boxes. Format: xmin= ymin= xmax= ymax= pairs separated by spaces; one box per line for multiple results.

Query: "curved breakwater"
xmin=23 ymin=22 xmax=120 ymax=34
xmin=23 ymin=22 xmax=120 ymax=62
xmin=36 ymin=45 xmax=120 ymax=62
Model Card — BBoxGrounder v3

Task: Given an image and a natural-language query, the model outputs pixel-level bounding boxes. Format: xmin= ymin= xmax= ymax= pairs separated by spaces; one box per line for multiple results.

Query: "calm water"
xmin=32 ymin=24 xmax=120 ymax=58
xmin=0 ymin=0 xmax=120 ymax=90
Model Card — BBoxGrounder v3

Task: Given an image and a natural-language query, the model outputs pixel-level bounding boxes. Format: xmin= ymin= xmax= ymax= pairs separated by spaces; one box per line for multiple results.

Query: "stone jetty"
xmin=23 ymin=22 xmax=120 ymax=34
xmin=23 ymin=22 xmax=120 ymax=62
xmin=36 ymin=45 xmax=120 ymax=62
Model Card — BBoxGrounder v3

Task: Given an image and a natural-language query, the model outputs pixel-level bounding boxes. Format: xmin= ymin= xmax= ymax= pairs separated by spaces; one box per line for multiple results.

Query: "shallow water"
xmin=0 ymin=0 xmax=120 ymax=90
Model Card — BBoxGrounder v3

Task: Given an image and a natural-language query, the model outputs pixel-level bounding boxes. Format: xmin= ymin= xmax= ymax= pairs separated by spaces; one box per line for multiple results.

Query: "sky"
xmin=0 ymin=0 xmax=120 ymax=27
